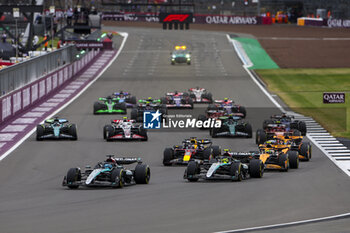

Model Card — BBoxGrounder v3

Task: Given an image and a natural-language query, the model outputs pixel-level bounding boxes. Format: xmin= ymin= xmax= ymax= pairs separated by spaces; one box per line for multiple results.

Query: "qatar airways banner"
xmin=327 ymin=18 xmax=350 ymax=28
xmin=196 ymin=15 xmax=258 ymax=25
xmin=102 ymin=12 xmax=261 ymax=25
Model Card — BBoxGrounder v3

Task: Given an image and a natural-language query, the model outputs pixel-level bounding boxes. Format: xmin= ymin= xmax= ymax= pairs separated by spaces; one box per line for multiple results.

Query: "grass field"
xmin=256 ymin=68 xmax=349 ymax=138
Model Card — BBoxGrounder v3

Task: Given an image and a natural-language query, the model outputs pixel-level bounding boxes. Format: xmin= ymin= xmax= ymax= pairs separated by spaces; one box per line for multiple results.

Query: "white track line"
xmin=0 ymin=32 xmax=129 ymax=161
xmin=214 ymin=212 xmax=350 ymax=233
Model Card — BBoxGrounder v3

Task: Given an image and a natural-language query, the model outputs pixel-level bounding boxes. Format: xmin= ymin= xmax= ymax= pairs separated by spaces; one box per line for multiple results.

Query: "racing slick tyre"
xmin=139 ymin=128 xmax=148 ymax=141
xmin=115 ymin=102 xmax=127 ymax=114
xmin=93 ymin=102 xmax=103 ymax=114
xmin=131 ymin=109 xmax=138 ymax=121
xmin=171 ymin=61 xmax=175 ymax=65
xmin=160 ymin=97 xmax=168 ymax=105
xmin=207 ymin=104 xmax=218 ymax=111
xmin=299 ymin=143 xmax=311 ymax=161
xmin=206 ymin=93 xmax=213 ymax=103
xmin=183 ymin=92 xmax=189 ymax=98
xmin=188 ymin=98 xmax=194 ymax=109
xmin=135 ymin=164 xmax=151 ymax=184
xmin=111 ymin=168 xmax=124 ymax=188
xmin=186 ymin=161 xmax=199 ymax=182
xmin=197 ymin=114 xmax=207 ymax=130
xmin=36 ymin=125 xmax=44 ymax=141
xmin=129 ymin=96 xmax=137 ymax=105
xmin=203 ymin=148 xmax=212 ymax=160
xmin=263 ymin=120 xmax=274 ymax=129
xmin=212 ymin=146 xmax=221 ymax=158
xmin=163 ymin=148 xmax=174 ymax=166
xmin=69 ymin=124 xmax=78 ymax=140
xmin=210 ymin=127 xmax=218 ymax=138
xmin=66 ymin=168 xmax=81 ymax=189
xmin=249 ymin=159 xmax=264 ymax=178
xmin=187 ymin=61 xmax=191 ymax=65
xmin=238 ymin=106 xmax=247 ymax=118
xmin=105 ymin=125 xmax=115 ymax=141
xmin=298 ymin=121 xmax=307 ymax=136
xmin=293 ymin=130 xmax=302 ymax=136
xmin=256 ymin=129 xmax=267 ymax=145
xmin=245 ymin=123 xmax=253 ymax=138
xmin=288 ymin=151 xmax=299 ymax=169
xmin=230 ymin=162 xmax=243 ymax=181
xmin=279 ymin=153 xmax=289 ymax=172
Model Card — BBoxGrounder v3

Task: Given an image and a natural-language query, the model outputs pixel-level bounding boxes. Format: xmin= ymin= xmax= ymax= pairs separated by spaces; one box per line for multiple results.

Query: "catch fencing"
xmin=0 ymin=45 xmax=77 ymax=97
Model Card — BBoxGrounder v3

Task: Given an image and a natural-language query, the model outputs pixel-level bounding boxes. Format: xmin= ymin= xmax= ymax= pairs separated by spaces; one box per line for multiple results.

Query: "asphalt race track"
xmin=0 ymin=27 xmax=349 ymax=233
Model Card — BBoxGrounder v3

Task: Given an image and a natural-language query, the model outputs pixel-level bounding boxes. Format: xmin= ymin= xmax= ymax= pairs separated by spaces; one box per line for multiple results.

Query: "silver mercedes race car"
xmin=62 ymin=156 xmax=150 ymax=189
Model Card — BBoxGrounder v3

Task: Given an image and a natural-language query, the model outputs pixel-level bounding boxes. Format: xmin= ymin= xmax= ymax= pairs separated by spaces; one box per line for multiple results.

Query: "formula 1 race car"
xmin=263 ymin=135 xmax=312 ymax=161
xmin=213 ymin=98 xmax=247 ymax=118
xmin=163 ymin=137 xmax=221 ymax=166
xmin=263 ymin=114 xmax=307 ymax=136
xmin=93 ymin=96 xmax=127 ymax=114
xmin=184 ymin=156 xmax=248 ymax=182
xmin=210 ymin=115 xmax=252 ymax=138
xmin=131 ymin=98 xmax=167 ymax=123
xmin=36 ymin=117 xmax=77 ymax=141
xmin=112 ymin=91 xmax=137 ymax=108
xmin=103 ymin=118 xmax=148 ymax=141
xmin=161 ymin=91 xmax=194 ymax=109
xmin=171 ymin=45 xmax=191 ymax=65
xmin=62 ymin=156 xmax=150 ymax=189
xmin=256 ymin=145 xmax=299 ymax=171
xmin=197 ymin=106 xmax=244 ymax=130
xmin=188 ymin=87 xmax=213 ymax=103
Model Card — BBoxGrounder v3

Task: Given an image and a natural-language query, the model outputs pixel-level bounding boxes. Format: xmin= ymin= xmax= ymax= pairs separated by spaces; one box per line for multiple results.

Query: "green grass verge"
xmin=234 ymin=37 xmax=279 ymax=70
xmin=256 ymin=68 xmax=349 ymax=138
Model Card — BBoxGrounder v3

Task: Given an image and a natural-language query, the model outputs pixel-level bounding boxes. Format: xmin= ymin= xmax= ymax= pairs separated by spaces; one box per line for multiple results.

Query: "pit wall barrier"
xmin=0 ymin=49 xmax=101 ymax=125
xmin=102 ymin=12 xmax=272 ymax=25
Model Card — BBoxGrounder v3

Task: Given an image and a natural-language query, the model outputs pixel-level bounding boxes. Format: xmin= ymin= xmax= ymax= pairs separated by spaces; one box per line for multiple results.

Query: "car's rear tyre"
xmin=230 ymin=162 xmax=242 ymax=181
xmin=116 ymin=102 xmax=127 ymax=114
xmin=206 ymin=93 xmax=213 ymax=103
xmin=288 ymin=151 xmax=299 ymax=169
xmin=298 ymin=121 xmax=307 ymax=136
xmin=293 ymin=130 xmax=302 ymax=136
xmin=135 ymin=164 xmax=151 ymax=184
xmin=139 ymin=127 xmax=148 ymax=141
xmin=256 ymin=129 xmax=267 ymax=145
xmin=131 ymin=109 xmax=138 ymax=121
xmin=245 ymin=123 xmax=252 ymax=138
xmin=263 ymin=119 xmax=274 ymax=129
xmin=203 ymin=148 xmax=211 ymax=160
xmin=279 ymin=153 xmax=289 ymax=172
xmin=163 ymin=148 xmax=174 ymax=166
xmin=212 ymin=146 xmax=221 ymax=158
xmin=105 ymin=125 xmax=115 ymax=141
xmin=66 ymin=168 xmax=81 ymax=189
xmin=239 ymin=106 xmax=247 ymax=118
xmin=36 ymin=125 xmax=44 ymax=141
xmin=129 ymin=96 xmax=137 ymax=105
xmin=207 ymin=104 xmax=218 ymax=111
xmin=111 ymin=168 xmax=124 ymax=188
xmin=249 ymin=159 xmax=264 ymax=178
xmin=299 ymin=143 xmax=311 ymax=161
xmin=69 ymin=124 xmax=78 ymax=140
xmin=186 ymin=161 xmax=199 ymax=182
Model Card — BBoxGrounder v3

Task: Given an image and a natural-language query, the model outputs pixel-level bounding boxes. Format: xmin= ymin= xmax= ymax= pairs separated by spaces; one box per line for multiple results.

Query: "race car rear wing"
xmin=114 ymin=157 xmax=142 ymax=165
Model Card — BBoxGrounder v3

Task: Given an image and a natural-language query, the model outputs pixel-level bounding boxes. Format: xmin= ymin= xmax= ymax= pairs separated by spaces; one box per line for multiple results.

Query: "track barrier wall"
xmin=0 ymin=49 xmax=101 ymax=125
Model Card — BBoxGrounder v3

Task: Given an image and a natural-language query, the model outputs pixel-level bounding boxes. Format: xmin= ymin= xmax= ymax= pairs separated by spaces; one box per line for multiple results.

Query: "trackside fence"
xmin=0 ymin=49 xmax=101 ymax=125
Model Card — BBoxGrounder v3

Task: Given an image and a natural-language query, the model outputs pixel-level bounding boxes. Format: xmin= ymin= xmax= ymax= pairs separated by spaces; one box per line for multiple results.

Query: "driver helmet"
xmin=123 ymin=116 xmax=128 ymax=122
xmin=104 ymin=163 xmax=113 ymax=169
xmin=174 ymin=91 xmax=178 ymax=95
xmin=148 ymin=97 xmax=152 ymax=101
xmin=224 ymin=98 xmax=229 ymax=102
xmin=190 ymin=138 xmax=197 ymax=145
xmin=222 ymin=158 xmax=229 ymax=163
